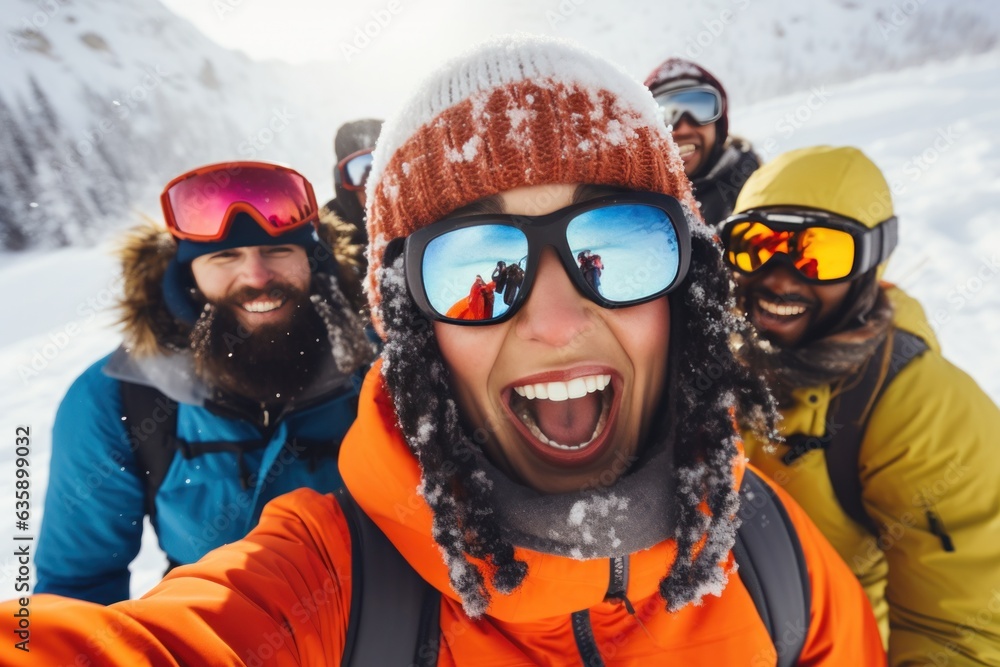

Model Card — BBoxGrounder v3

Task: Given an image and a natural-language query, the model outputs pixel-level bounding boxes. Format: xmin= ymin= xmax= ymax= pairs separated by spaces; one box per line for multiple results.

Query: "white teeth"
xmin=757 ymin=297 xmax=807 ymax=317
xmin=566 ymin=377 xmax=588 ymax=399
xmin=513 ymin=374 xmax=612 ymax=403
xmin=547 ymin=382 xmax=568 ymax=401
xmin=243 ymin=299 xmax=284 ymax=313
xmin=677 ymin=143 xmax=696 ymax=156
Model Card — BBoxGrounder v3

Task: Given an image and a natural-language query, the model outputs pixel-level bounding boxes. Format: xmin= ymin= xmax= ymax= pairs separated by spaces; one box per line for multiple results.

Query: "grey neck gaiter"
xmin=476 ymin=440 xmax=675 ymax=559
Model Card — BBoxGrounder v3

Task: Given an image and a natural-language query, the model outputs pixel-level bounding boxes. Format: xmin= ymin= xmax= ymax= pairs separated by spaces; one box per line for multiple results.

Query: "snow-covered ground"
xmin=0 ymin=51 xmax=997 ymax=599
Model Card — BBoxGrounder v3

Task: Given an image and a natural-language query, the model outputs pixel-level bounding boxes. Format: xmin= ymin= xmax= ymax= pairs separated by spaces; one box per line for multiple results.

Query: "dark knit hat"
xmin=644 ymin=57 xmax=730 ymax=157
xmin=174 ymin=213 xmax=320 ymax=264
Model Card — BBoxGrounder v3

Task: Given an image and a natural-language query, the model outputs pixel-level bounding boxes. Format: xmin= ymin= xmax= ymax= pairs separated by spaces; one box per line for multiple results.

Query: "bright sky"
xmin=159 ymin=0 xmax=557 ymax=65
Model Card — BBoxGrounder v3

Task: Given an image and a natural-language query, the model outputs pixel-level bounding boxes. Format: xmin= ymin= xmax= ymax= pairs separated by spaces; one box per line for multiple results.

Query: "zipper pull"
xmin=616 ymin=592 xmax=654 ymax=641
xmin=261 ymin=404 xmax=270 ymax=429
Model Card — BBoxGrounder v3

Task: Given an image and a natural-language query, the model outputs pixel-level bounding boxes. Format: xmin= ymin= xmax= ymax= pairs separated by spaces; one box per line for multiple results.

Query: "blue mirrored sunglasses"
xmin=398 ymin=192 xmax=692 ymax=325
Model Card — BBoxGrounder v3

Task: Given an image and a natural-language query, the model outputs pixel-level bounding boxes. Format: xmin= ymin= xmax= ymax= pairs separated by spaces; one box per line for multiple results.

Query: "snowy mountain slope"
xmin=0 ymin=53 xmax=997 ymax=599
xmin=3 ymin=0 xmax=1000 ymax=252
xmin=262 ymin=0 xmax=1000 ymax=119
xmin=0 ymin=0 xmax=337 ymax=250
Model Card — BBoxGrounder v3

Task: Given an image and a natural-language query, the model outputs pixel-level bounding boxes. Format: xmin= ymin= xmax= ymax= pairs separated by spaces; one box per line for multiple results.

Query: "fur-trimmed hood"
xmin=115 ymin=212 xmax=367 ymax=358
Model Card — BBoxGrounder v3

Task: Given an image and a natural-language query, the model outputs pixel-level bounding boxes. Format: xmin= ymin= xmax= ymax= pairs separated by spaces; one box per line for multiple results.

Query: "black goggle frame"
xmin=396 ymin=192 xmax=693 ymax=326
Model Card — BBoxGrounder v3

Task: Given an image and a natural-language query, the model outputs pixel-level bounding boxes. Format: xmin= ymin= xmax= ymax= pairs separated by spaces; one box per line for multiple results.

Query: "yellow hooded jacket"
xmin=737 ymin=147 xmax=1000 ymax=666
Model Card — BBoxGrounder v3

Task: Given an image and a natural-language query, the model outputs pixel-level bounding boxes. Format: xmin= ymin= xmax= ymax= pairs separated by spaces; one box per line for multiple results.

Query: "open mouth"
xmin=749 ymin=293 xmax=816 ymax=344
xmin=242 ymin=298 xmax=286 ymax=313
xmin=756 ymin=296 xmax=808 ymax=318
xmin=503 ymin=369 xmax=619 ymax=466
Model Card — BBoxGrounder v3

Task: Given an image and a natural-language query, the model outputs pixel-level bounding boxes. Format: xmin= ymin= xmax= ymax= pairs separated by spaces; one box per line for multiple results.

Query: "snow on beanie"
xmin=364 ymin=34 xmax=698 ymax=335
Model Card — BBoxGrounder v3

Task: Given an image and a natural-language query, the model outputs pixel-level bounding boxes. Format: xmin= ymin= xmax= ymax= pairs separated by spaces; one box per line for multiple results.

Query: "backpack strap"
xmin=825 ymin=329 xmax=928 ymax=535
xmin=734 ymin=468 xmax=811 ymax=667
xmin=335 ymin=487 xmax=440 ymax=667
xmin=120 ymin=381 xmax=179 ymax=524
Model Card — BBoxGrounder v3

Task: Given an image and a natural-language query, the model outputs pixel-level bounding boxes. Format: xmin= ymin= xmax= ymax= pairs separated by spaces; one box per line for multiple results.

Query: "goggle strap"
xmin=877 ymin=216 xmax=899 ymax=265
xmin=859 ymin=216 xmax=898 ymax=273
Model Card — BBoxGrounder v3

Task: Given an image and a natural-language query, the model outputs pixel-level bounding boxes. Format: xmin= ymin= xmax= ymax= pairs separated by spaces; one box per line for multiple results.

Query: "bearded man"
xmin=35 ymin=162 xmax=374 ymax=604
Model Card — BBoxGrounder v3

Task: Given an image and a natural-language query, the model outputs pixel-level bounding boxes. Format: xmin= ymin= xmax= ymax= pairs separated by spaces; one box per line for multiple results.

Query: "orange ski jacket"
xmin=3 ymin=365 xmax=885 ymax=665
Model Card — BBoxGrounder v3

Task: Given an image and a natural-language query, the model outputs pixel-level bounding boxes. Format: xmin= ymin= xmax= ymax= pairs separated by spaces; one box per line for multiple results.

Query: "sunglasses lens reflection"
xmin=656 ymin=89 xmax=721 ymax=126
xmin=420 ymin=203 xmax=683 ymax=323
xmin=165 ymin=166 xmax=314 ymax=239
xmin=422 ymin=225 xmax=528 ymax=322
xmin=566 ymin=204 xmax=681 ymax=302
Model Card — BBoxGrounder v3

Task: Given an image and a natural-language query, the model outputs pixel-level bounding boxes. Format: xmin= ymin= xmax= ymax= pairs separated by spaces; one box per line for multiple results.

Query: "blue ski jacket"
xmin=35 ymin=218 xmax=373 ymax=605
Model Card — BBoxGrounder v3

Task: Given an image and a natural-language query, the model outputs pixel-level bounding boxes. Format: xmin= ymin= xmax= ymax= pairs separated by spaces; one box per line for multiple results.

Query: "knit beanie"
xmin=364 ymin=36 xmax=698 ymax=332
xmin=174 ymin=212 xmax=320 ymax=264
xmin=644 ymin=58 xmax=730 ymax=176
xmin=366 ymin=34 xmax=776 ymax=617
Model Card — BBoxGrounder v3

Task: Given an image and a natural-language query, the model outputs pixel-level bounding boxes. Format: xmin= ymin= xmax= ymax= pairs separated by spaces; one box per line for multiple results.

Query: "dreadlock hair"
xmin=378 ymin=248 xmax=525 ymax=618
xmin=657 ymin=221 xmax=779 ymax=609
xmin=377 ymin=214 xmax=780 ymax=616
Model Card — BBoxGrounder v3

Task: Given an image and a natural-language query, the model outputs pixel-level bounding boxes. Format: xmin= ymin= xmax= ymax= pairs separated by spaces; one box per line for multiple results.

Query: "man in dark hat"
xmin=645 ymin=58 xmax=760 ymax=224
xmin=323 ymin=118 xmax=384 ymax=312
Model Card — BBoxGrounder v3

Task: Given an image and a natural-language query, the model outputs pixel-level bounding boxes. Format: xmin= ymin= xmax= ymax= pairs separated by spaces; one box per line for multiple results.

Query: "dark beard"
xmin=191 ymin=282 xmax=331 ymax=405
xmin=735 ymin=280 xmax=893 ymax=407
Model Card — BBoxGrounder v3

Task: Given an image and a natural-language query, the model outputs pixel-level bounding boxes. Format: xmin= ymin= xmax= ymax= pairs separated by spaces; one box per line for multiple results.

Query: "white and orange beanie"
xmin=364 ymin=34 xmax=698 ymax=331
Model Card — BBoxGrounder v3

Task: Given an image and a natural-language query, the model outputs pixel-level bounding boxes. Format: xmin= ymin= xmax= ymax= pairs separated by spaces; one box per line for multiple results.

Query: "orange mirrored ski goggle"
xmin=720 ymin=209 xmax=897 ymax=283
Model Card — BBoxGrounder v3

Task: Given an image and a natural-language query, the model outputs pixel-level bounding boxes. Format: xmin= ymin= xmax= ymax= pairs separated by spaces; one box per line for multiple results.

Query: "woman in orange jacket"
xmin=4 ymin=35 xmax=885 ymax=665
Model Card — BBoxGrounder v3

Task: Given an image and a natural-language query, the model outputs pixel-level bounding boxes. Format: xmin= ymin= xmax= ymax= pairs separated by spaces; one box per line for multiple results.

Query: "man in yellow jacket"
xmin=721 ymin=145 xmax=1000 ymax=665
